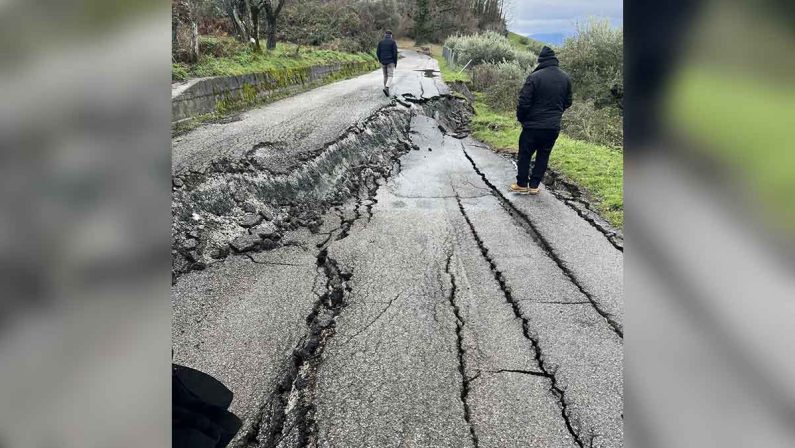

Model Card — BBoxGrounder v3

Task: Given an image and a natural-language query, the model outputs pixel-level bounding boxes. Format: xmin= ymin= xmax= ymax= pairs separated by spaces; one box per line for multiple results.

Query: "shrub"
xmin=198 ymin=36 xmax=247 ymax=58
xmin=444 ymin=32 xmax=535 ymax=69
xmin=172 ymin=62 xmax=189 ymax=81
xmin=558 ymin=19 xmax=623 ymax=109
xmin=473 ymin=61 xmax=529 ymax=112
xmin=562 ymin=99 xmax=624 ymax=148
xmin=472 ymin=63 xmax=500 ymax=91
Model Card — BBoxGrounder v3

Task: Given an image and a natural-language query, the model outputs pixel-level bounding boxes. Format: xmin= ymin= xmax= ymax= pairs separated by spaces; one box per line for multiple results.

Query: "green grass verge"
xmin=173 ymin=38 xmax=377 ymax=81
xmin=471 ymin=96 xmax=624 ymax=228
xmin=433 ymin=54 xmax=471 ymax=83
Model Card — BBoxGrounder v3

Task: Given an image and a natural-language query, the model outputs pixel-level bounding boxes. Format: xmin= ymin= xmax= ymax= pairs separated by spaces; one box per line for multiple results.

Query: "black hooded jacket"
xmin=376 ymin=37 xmax=398 ymax=66
xmin=516 ymin=46 xmax=573 ymax=130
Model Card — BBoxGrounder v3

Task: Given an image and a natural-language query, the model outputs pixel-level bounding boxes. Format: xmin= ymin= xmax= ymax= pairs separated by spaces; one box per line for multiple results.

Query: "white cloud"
xmin=507 ymin=0 xmax=622 ymax=36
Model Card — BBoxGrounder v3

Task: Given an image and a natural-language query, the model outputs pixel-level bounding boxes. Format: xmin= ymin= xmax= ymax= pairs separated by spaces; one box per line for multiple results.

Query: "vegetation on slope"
xmin=506 ymin=31 xmax=547 ymax=54
xmin=173 ymin=36 xmax=377 ymax=81
xmin=432 ymin=31 xmax=624 ymax=228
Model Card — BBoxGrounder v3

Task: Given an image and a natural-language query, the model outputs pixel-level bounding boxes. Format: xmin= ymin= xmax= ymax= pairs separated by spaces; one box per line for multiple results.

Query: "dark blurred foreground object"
xmin=173 ymin=364 xmax=242 ymax=448
xmin=624 ymin=0 xmax=700 ymax=148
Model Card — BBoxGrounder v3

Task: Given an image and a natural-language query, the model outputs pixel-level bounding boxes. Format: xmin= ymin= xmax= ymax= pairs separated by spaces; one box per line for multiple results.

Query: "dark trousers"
xmin=516 ymin=128 xmax=560 ymax=188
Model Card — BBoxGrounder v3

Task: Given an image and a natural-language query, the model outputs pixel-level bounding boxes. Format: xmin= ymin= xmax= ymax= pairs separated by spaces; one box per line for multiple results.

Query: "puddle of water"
xmin=414 ymin=69 xmax=439 ymax=78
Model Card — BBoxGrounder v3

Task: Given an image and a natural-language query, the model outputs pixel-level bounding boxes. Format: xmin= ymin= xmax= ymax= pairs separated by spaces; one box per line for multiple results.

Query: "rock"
xmin=183 ymin=239 xmax=198 ymax=250
xmin=187 ymin=230 xmax=200 ymax=239
xmin=185 ymin=250 xmax=199 ymax=262
xmin=230 ymin=234 xmax=261 ymax=252
xmin=242 ymin=202 xmax=257 ymax=213
xmin=249 ymin=222 xmax=278 ymax=238
xmin=173 ymin=178 xmax=184 ymax=188
xmin=261 ymin=238 xmax=279 ymax=251
xmin=192 ymin=261 xmax=207 ymax=271
xmin=240 ymin=213 xmax=262 ymax=228
xmin=260 ymin=210 xmax=274 ymax=221
xmin=555 ymin=190 xmax=573 ymax=200
xmin=233 ymin=191 xmax=246 ymax=202
xmin=210 ymin=246 xmax=230 ymax=259
xmin=428 ymin=147 xmax=432 ymax=152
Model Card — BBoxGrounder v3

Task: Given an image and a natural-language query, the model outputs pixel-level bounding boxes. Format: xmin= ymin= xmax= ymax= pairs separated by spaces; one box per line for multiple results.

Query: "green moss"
xmin=175 ymin=59 xmax=378 ymax=137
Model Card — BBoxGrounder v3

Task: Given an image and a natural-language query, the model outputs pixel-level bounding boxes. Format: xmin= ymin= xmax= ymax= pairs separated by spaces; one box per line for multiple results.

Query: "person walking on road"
xmin=376 ymin=30 xmax=398 ymax=97
xmin=511 ymin=46 xmax=573 ymax=195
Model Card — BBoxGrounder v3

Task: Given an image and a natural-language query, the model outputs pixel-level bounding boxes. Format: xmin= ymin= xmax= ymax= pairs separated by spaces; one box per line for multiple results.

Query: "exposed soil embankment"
xmin=171 ymin=95 xmax=473 ymax=281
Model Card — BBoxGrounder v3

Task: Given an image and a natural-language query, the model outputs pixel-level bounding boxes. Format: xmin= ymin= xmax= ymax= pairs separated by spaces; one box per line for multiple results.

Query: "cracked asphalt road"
xmin=172 ymin=51 xmax=623 ymax=447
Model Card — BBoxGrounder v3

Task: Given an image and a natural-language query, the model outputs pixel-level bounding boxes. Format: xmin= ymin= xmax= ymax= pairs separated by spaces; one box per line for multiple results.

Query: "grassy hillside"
xmin=507 ymin=31 xmax=547 ymax=54
xmin=173 ymin=36 xmax=377 ymax=81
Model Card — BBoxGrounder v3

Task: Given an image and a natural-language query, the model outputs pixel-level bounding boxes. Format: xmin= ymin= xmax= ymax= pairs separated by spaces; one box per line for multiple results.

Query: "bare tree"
xmin=236 ymin=0 xmax=286 ymax=51
xmin=261 ymin=0 xmax=288 ymax=50
xmin=217 ymin=0 xmax=251 ymax=42
xmin=173 ymin=0 xmax=200 ymax=62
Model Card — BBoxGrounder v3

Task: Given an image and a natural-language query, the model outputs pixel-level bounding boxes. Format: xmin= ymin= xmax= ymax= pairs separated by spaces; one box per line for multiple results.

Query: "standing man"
xmin=376 ymin=30 xmax=398 ymax=97
xmin=511 ymin=46 xmax=573 ymax=195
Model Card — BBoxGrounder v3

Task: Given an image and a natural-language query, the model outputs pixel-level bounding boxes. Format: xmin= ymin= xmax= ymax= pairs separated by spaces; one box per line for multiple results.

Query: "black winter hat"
xmin=537 ymin=46 xmax=557 ymax=63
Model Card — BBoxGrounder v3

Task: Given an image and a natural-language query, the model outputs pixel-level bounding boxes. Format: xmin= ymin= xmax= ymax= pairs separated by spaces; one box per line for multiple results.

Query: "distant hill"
xmin=529 ymin=33 xmax=567 ymax=46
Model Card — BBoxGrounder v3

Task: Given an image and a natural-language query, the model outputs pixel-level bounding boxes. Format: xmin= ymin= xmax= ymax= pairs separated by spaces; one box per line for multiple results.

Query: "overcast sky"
xmin=507 ymin=0 xmax=623 ymax=37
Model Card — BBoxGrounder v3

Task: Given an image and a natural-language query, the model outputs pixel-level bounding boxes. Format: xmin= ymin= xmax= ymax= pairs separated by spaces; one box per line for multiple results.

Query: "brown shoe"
xmin=509 ymin=183 xmax=530 ymax=194
xmin=528 ymin=185 xmax=541 ymax=195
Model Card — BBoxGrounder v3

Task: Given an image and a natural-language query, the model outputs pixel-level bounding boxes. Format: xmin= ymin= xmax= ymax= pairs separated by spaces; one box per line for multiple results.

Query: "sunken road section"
xmin=171 ymin=95 xmax=473 ymax=281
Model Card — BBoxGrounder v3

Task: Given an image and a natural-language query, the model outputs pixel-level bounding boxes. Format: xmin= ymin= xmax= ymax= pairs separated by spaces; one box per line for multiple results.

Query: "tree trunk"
xmin=230 ymin=4 xmax=249 ymax=42
xmin=251 ymin=6 xmax=261 ymax=51
xmin=262 ymin=0 xmax=285 ymax=51
xmin=189 ymin=21 xmax=199 ymax=62
xmin=266 ymin=18 xmax=277 ymax=50
xmin=242 ymin=0 xmax=258 ymax=50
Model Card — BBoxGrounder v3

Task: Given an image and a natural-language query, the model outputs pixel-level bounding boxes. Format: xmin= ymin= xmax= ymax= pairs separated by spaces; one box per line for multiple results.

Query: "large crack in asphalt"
xmin=174 ymin=88 xmax=620 ymax=445
xmin=460 ymin=146 xmax=624 ymax=339
xmin=454 ymin=194 xmax=587 ymax=448
xmin=465 ymin=143 xmax=622 ymax=251
xmin=242 ymin=248 xmax=352 ymax=448
xmin=444 ymin=250 xmax=480 ymax=448
xmin=171 ymin=95 xmax=471 ymax=282
xmin=543 ymin=170 xmax=624 ymax=251
xmin=208 ymin=94 xmax=474 ymax=448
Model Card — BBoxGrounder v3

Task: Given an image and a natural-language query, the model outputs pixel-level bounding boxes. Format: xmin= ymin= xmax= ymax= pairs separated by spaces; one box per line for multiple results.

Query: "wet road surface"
xmin=172 ymin=50 xmax=623 ymax=448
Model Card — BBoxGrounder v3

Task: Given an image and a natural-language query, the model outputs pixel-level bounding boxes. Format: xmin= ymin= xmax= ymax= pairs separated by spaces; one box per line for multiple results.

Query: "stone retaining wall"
xmin=172 ymin=60 xmax=377 ymax=123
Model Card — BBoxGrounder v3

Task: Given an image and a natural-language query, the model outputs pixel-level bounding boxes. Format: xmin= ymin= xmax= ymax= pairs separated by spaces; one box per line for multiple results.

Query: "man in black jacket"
xmin=511 ymin=46 xmax=573 ymax=194
xmin=376 ymin=30 xmax=398 ymax=97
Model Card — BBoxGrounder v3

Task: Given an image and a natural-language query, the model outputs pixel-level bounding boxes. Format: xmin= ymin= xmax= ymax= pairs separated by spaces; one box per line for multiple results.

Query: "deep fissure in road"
xmin=444 ymin=251 xmax=480 ymax=448
xmin=244 ymin=248 xmax=352 ymax=448
xmin=466 ymin=140 xmax=623 ymax=251
xmin=460 ymin=146 xmax=624 ymax=339
xmin=174 ymin=86 xmax=621 ymax=446
xmin=455 ymin=194 xmax=587 ymax=448
xmin=171 ymin=95 xmax=472 ymax=281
